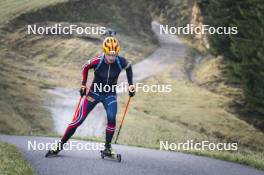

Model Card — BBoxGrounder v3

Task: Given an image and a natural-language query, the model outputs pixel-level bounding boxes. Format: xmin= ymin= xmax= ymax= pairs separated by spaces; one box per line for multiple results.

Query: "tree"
xmin=206 ymin=0 xmax=264 ymax=108
xmin=231 ymin=0 xmax=264 ymax=107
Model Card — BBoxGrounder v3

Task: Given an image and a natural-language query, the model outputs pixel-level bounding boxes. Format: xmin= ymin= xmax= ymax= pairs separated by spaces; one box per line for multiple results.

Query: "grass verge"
xmin=185 ymin=149 xmax=264 ymax=171
xmin=0 ymin=141 xmax=35 ymax=175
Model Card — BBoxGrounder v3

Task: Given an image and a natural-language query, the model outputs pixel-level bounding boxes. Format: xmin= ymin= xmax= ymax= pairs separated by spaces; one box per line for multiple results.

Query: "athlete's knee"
xmin=107 ymin=106 xmax=116 ymax=121
xmin=71 ymin=119 xmax=85 ymax=128
xmin=106 ymin=122 xmax=116 ymax=134
xmin=69 ymin=116 xmax=81 ymax=128
xmin=107 ymin=112 xmax=116 ymax=124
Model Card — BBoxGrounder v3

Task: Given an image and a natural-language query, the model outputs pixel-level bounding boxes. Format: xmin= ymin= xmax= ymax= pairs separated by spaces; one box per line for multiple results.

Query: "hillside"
xmin=0 ymin=0 xmax=264 ymax=170
xmin=0 ymin=0 xmax=159 ymax=134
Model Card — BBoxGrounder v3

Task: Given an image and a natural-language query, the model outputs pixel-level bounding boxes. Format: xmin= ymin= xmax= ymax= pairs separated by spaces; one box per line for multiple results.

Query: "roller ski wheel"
xmin=100 ymin=149 xmax=122 ymax=162
xmin=117 ymin=154 xmax=121 ymax=162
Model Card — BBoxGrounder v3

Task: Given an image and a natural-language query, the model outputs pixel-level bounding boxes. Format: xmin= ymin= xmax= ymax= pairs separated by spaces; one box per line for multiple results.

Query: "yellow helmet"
xmin=102 ymin=37 xmax=120 ymax=55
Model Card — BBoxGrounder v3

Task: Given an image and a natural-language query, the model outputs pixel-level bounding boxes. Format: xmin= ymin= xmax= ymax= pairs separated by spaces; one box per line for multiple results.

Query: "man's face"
xmin=105 ymin=53 xmax=116 ymax=63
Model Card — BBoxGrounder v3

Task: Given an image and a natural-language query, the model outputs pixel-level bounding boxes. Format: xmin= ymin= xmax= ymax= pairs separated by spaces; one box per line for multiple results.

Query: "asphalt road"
xmin=1 ymin=135 xmax=264 ymax=175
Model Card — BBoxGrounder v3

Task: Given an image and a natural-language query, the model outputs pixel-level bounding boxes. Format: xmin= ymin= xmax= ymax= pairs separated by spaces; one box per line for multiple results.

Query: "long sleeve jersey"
xmin=82 ymin=54 xmax=133 ymax=93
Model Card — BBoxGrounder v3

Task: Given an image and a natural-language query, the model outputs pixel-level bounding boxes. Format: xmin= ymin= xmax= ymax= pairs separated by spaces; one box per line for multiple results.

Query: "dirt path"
xmin=45 ymin=21 xmax=187 ymax=137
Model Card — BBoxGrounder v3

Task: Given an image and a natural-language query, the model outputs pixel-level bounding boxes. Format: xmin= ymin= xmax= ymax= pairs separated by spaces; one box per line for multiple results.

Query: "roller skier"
xmin=46 ymin=36 xmax=135 ymax=161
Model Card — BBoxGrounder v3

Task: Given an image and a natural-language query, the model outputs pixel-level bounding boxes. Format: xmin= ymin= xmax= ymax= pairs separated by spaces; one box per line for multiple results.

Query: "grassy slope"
xmin=0 ymin=0 xmax=158 ymax=135
xmin=0 ymin=2 xmax=66 ymax=174
xmin=195 ymin=56 xmax=264 ymax=131
xmin=0 ymin=0 xmax=66 ymax=26
xmin=0 ymin=0 xmax=66 ymax=135
xmin=0 ymin=0 xmax=71 ymax=134
xmin=191 ymin=56 xmax=264 ymax=170
xmin=1 ymin=0 xmax=264 ymax=171
xmin=116 ymin=60 xmax=264 ymax=170
xmin=0 ymin=1 xmax=157 ymax=173
xmin=0 ymin=141 xmax=35 ymax=175
xmin=152 ymin=1 xmax=264 ymax=168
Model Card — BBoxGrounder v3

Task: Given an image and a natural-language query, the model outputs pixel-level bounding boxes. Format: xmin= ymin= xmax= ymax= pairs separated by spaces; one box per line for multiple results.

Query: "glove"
xmin=128 ymin=85 xmax=135 ymax=97
xmin=80 ymin=86 xmax=87 ymax=97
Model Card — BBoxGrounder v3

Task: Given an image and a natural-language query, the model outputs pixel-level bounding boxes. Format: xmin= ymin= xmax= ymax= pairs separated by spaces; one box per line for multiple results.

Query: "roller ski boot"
xmin=45 ymin=142 xmax=63 ymax=157
xmin=100 ymin=143 xmax=121 ymax=162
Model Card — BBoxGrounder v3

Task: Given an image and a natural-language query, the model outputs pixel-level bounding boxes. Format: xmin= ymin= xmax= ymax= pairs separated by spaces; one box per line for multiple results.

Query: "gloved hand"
xmin=128 ymin=85 xmax=135 ymax=97
xmin=80 ymin=86 xmax=87 ymax=97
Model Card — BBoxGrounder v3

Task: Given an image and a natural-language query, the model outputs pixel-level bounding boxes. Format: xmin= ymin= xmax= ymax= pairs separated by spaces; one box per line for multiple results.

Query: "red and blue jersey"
xmin=82 ymin=54 xmax=133 ymax=93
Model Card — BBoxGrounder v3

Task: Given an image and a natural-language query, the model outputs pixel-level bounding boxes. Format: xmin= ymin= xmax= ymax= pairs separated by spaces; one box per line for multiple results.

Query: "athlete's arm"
xmin=82 ymin=57 xmax=100 ymax=86
xmin=125 ymin=65 xmax=133 ymax=85
xmin=118 ymin=56 xmax=133 ymax=85
xmin=119 ymin=56 xmax=135 ymax=97
xmin=126 ymin=66 xmax=135 ymax=97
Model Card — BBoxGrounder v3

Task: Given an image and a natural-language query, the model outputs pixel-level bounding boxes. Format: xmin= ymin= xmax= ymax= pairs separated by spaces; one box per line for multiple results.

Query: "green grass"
xmin=0 ymin=0 xmax=66 ymax=25
xmin=0 ymin=141 xmax=35 ymax=175
xmin=0 ymin=0 xmax=67 ymax=136
xmin=1 ymin=0 xmax=264 ymax=171
xmin=0 ymin=43 xmax=54 ymax=134
xmin=185 ymin=150 xmax=264 ymax=171
xmin=0 ymin=0 xmax=158 ymax=135
xmin=115 ymin=62 xmax=264 ymax=170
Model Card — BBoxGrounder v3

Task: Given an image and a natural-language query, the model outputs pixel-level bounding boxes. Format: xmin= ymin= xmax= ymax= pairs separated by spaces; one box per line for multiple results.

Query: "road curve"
xmin=0 ymin=135 xmax=264 ymax=175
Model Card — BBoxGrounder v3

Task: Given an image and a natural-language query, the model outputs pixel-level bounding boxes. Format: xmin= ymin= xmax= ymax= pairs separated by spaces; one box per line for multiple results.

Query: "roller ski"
xmin=100 ymin=144 xmax=121 ymax=162
xmin=45 ymin=142 xmax=62 ymax=157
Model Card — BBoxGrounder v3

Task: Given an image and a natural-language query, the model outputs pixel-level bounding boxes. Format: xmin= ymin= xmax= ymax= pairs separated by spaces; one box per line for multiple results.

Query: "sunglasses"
xmin=106 ymin=53 xmax=117 ymax=57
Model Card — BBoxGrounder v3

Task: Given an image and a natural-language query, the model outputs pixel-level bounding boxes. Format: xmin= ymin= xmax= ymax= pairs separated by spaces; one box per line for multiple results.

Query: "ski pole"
xmin=115 ymin=96 xmax=131 ymax=144
xmin=72 ymin=81 xmax=93 ymax=121
xmin=71 ymin=96 xmax=82 ymax=122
